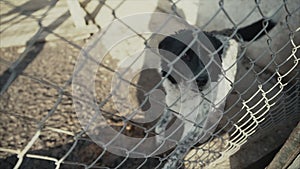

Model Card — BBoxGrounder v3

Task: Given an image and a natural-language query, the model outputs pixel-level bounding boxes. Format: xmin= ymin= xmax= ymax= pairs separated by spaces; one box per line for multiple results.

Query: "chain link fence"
xmin=0 ymin=0 xmax=299 ymax=169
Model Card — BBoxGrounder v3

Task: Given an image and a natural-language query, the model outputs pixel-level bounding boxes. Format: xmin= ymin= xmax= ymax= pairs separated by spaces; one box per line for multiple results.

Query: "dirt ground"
xmin=0 ymin=39 xmax=162 ymax=169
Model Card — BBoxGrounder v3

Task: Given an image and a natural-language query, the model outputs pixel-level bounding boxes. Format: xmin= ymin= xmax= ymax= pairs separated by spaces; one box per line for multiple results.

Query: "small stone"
xmin=17 ymin=47 xmax=26 ymax=54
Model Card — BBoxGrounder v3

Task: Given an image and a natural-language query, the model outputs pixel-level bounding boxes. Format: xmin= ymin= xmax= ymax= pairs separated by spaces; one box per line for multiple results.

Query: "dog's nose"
xmin=196 ymin=77 xmax=208 ymax=87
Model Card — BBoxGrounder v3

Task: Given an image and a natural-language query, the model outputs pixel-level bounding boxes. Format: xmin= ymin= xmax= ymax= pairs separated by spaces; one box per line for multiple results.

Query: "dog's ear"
xmin=237 ymin=8 xmax=282 ymax=41
xmin=237 ymin=18 xmax=277 ymax=41
xmin=159 ymin=34 xmax=179 ymax=51
xmin=158 ymin=38 xmax=166 ymax=51
xmin=158 ymin=36 xmax=173 ymax=55
xmin=158 ymin=30 xmax=192 ymax=53
xmin=158 ymin=34 xmax=187 ymax=56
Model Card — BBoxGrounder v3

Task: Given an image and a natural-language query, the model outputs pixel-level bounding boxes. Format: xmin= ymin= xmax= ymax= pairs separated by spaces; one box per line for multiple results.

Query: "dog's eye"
xmin=182 ymin=53 xmax=192 ymax=62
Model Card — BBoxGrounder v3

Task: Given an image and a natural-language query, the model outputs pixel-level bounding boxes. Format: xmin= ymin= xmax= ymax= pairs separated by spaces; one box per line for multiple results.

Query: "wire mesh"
xmin=0 ymin=0 xmax=299 ymax=169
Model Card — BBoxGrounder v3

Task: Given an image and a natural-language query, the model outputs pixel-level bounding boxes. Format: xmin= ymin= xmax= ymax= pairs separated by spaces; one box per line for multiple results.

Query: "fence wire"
xmin=0 ymin=0 xmax=299 ymax=169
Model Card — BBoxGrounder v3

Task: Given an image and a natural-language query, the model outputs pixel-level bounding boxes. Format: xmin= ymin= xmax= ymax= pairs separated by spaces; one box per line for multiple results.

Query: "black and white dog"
xmin=155 ymin=14 xmax=279 ymax=168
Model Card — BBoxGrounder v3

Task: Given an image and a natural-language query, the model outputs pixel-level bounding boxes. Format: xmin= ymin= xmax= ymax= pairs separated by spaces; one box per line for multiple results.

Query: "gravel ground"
xmin=0 ymin=39 xmax=167 ymax=169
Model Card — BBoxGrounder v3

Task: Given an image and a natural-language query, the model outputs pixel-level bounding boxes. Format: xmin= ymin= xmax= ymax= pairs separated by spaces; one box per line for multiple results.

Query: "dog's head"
xmin=158 ymin=29 xmax=223 ymax=91
xmin=158 ymin=17 xmax=278 ymax=91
